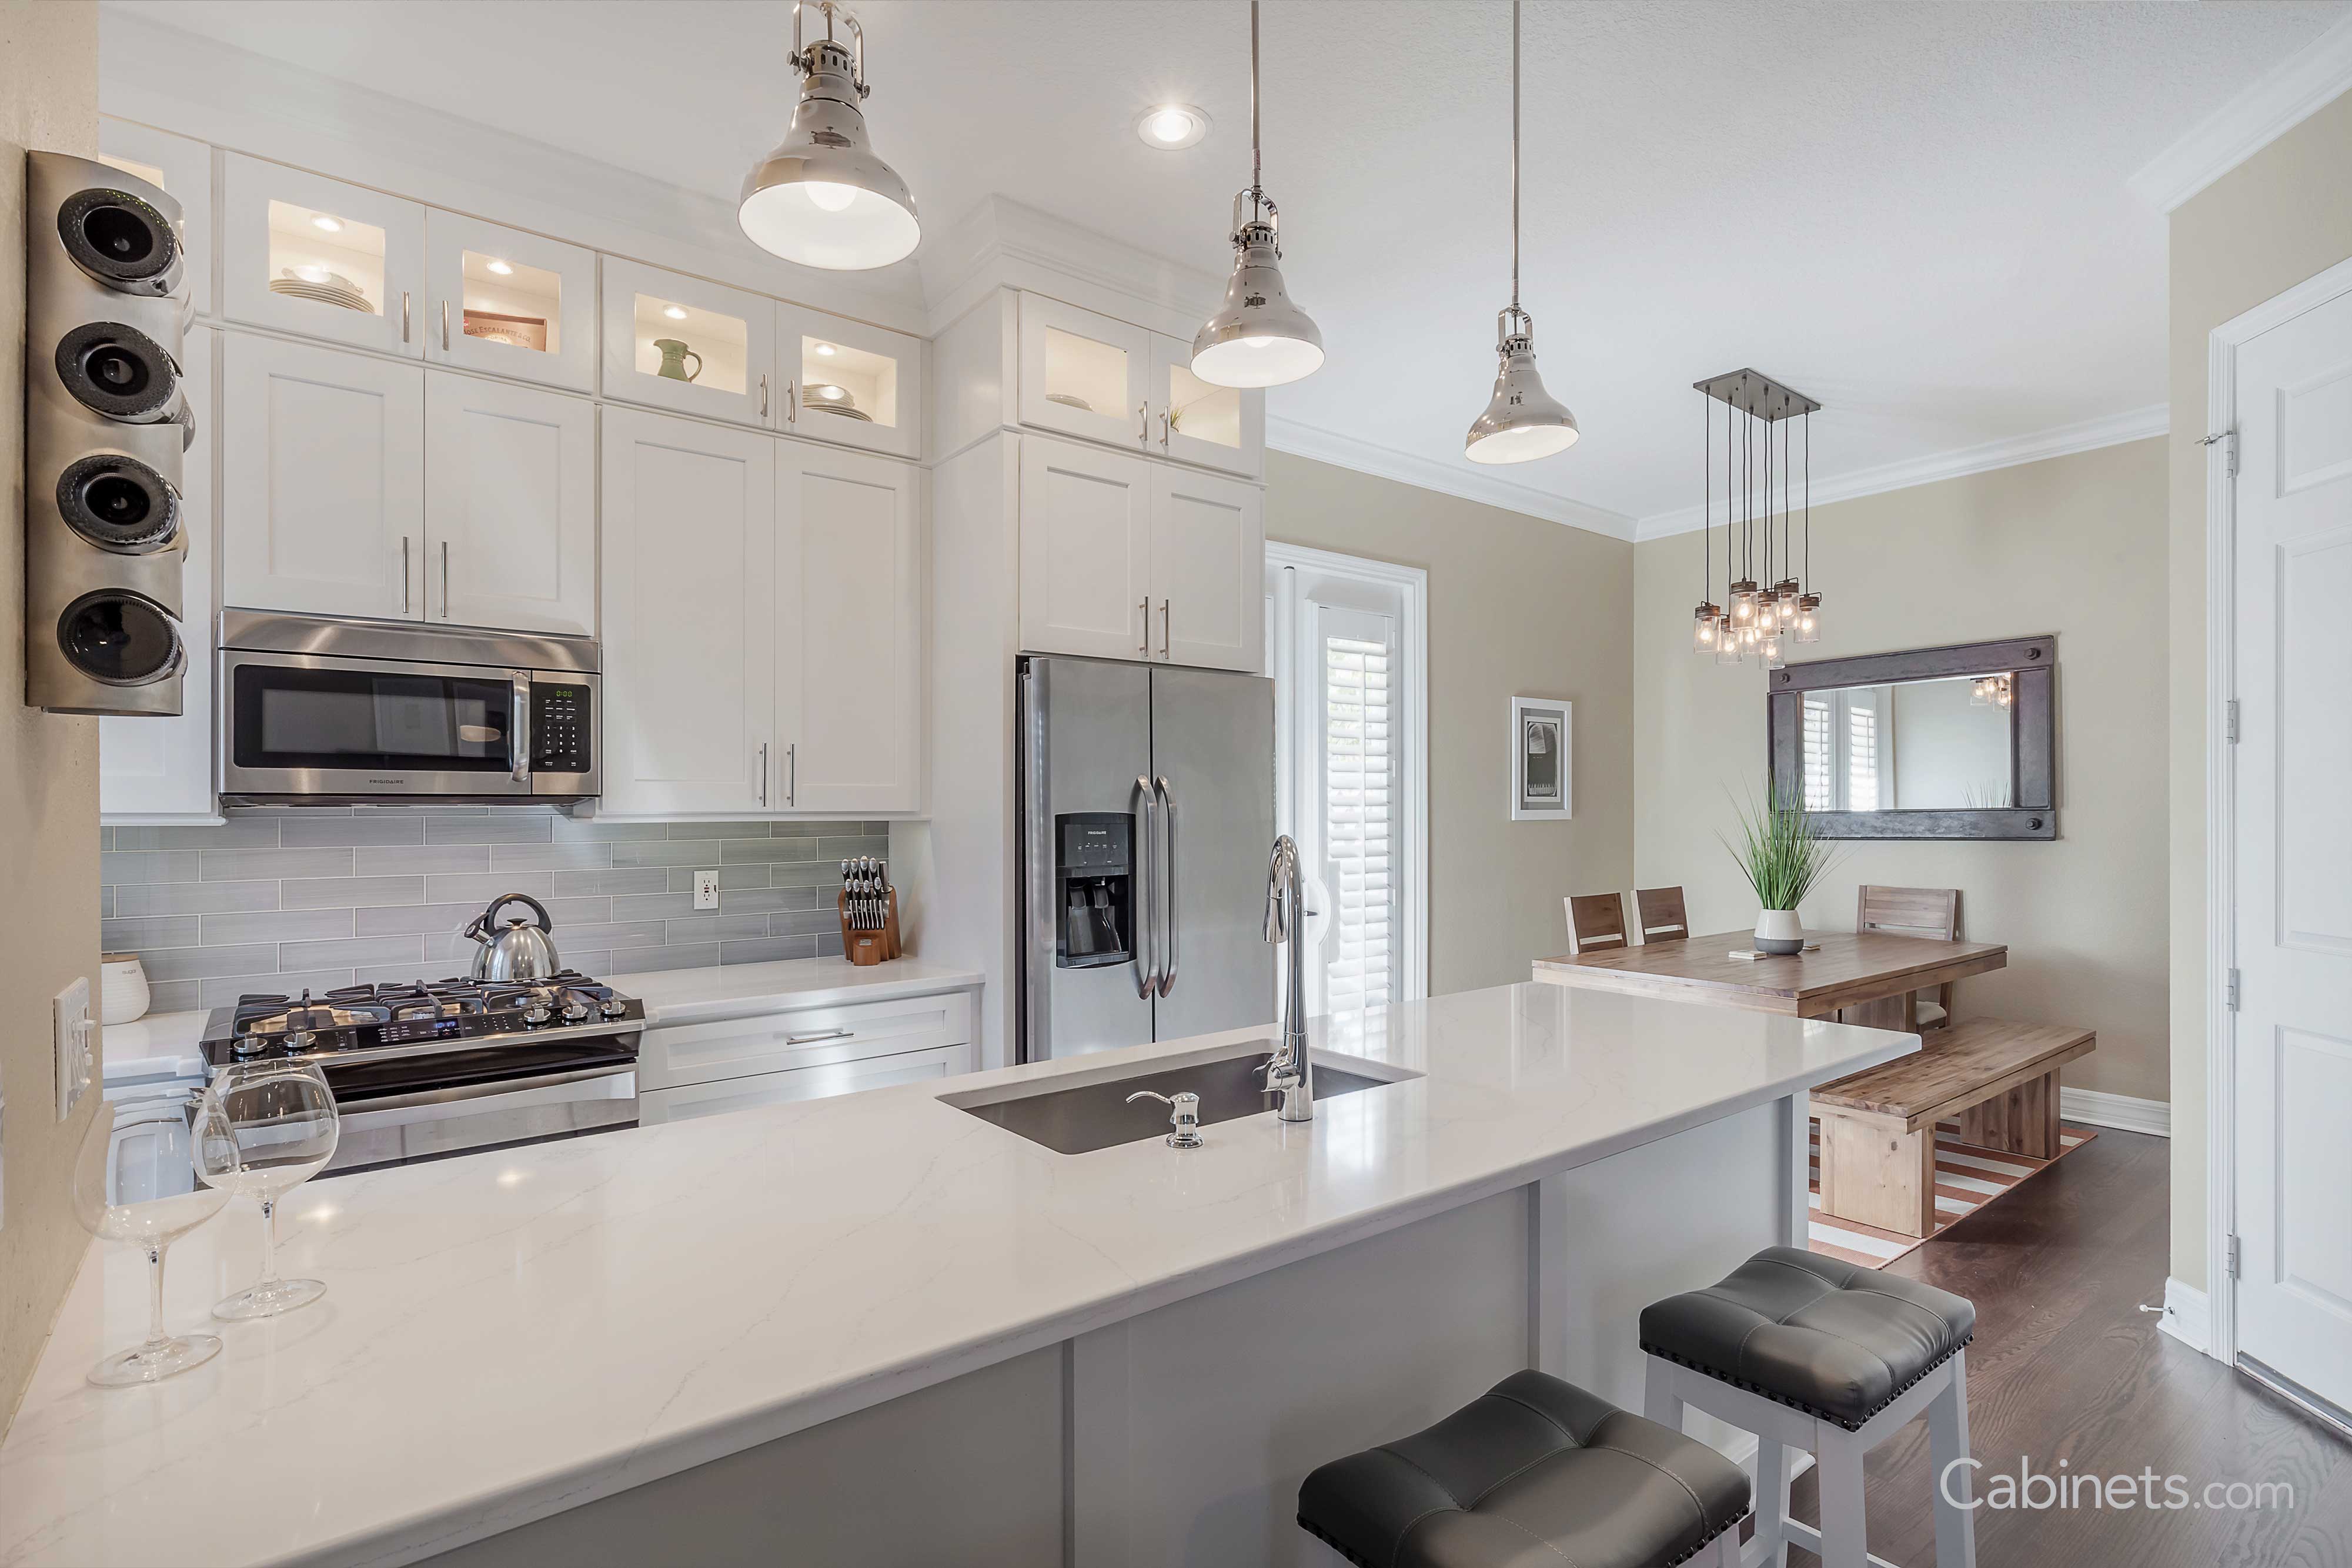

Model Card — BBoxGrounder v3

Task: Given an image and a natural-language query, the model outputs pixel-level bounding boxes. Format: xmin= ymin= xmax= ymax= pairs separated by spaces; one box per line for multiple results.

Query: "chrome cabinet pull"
xmin=1154 ymin=775 xmax=1178 ymax=997
xmin=441 ymin=300 xmax=450 ymax=350
xmin=759 ymin=742 xmax=770 ymax=808
xmin=511 ymin=671 xmax=531 ymax=783
xmin=402 ymin=291 xmax=412 ymax=343
xmin=1138 ymin=597 xmax=1151 ymax=654
xmin=440 ymin=540 xmax=450 ymax=617
xmin=1137 ymin=401 xmax=1148 ymax=445
xmin=1160 ymin=407 xmax=1171 ymax=449
xmin=401 ymin=536 xmax=411 ymax=613
xmin=787 ymin=380 xmax=799 ymax=424
xmin=785 ymin=1028 xmax=854 ymax=1047
xmin=1131 ymin=775 xmax=1159 ymax=998
xmin=786 ymin=743 xmax=797 ymax=805
xmin=1160 ymin=599 xmax=1170 ymax=656
xmin=760 ymin=373 xmax=770 ymax=419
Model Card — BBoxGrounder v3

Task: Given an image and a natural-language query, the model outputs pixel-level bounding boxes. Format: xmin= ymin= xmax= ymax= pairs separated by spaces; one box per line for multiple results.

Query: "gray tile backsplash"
xmin=101 ymin=808 xmax=883 ymax=1015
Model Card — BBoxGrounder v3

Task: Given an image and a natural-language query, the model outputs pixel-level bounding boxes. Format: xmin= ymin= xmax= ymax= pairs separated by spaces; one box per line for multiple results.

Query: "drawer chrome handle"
xmin=786 ymin=1028 xmax=854 ymax=1046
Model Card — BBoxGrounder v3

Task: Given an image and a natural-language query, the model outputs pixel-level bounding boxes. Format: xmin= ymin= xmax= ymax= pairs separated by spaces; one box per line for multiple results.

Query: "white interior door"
xmin=220 ymin=334 xmax=423 ymax=620
xmin=423 ymin=373 xmax=596 ymax=636
xmin=2231 ymin=282 xmax=2352 ymax=1415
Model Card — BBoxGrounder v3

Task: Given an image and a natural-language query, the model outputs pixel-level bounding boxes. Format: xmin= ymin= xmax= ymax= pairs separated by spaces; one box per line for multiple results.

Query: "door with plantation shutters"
xmin=1314 ymin=606 xmax=1398 ymax=1014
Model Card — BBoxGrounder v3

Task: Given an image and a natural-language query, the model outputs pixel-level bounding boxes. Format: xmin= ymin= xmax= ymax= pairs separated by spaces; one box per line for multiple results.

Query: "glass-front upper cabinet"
xmin=599 ymin=256 xmax=777 ymax=426
xmin=423 ymin=210 xmax=595 ymax=392
xmin=222 ymin=153 xmax=425 ymax=357
xmin=776 ymin=304 xmax=920 ymax=459
xmin=98 ymin=118 xmax=213 ymax=320
xmin=1017 ymin=292 xmax=1153 ymax=451
xmin=1150 ymin=333 xmax=1262 ymax=478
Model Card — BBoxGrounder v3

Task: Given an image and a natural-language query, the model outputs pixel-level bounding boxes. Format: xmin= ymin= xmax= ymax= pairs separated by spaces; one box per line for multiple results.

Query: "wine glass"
xmin=193 ymin=1061 xmax=339 ymax=1320
xmin=70 ymin=1089 xmax=232 ymax=1386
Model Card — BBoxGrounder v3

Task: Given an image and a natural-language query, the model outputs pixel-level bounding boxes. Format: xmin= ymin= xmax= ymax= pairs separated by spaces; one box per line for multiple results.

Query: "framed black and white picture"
xmin=1510 ymin=697 xmax=1571 ymax=821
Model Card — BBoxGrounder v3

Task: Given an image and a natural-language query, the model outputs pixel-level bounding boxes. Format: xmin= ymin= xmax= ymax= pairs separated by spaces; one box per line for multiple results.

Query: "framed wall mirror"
xmin=1766 ymin=634 xmax=2056 ymax=840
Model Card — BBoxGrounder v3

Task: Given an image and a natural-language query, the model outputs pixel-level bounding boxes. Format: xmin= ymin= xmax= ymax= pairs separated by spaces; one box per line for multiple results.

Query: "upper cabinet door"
xmin=1017 ymin=293 xmax=1153 ymax=452
xmin=776 ymin=446 xmax=921 ymax=814
xmin=423 ymin=373 xmax=596 ymax=636
xmin=222 ymin=154 xmax=425 ymax=357
xmin=423 ymin=210 xmax=596 ymax=392
xmin=98 ymin=119 xmax=213 ymax=322
xmin=1150 ymin=333 xmax=1263 ymax=479
xmin=599 ymin=406 xmax=776 ymax=818
xmin=600 ymin=256 xmax=778 ymax=428
xmin=1018 ymin=436 xmax=1154 ymax=662
xmin=221 ymin=335 xmax=425 ymax=621
xmin=102 ymin=326 xmax=216 ymax=820
xmin=1150 ymin=466 xmax=1264 ymax=673
xmin=776 ymin=303 xmax=921 ymax=459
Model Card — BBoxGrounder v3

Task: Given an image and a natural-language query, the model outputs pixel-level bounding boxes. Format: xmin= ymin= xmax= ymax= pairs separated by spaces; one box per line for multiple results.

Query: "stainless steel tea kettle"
xmin=463 ymin=892 xmax=561 ymax=982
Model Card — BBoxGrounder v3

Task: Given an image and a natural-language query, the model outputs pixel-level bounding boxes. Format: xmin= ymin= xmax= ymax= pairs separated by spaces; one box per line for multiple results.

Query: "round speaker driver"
xmin=56 ymin=591 xmax=183 ymax=686
xmin=56 ymin=186 xmax=182 ymax=294
xmin=55 ymin=454 xmax=181 ymax=553
xmin=54 ymin=321 xmax=181 ymax=422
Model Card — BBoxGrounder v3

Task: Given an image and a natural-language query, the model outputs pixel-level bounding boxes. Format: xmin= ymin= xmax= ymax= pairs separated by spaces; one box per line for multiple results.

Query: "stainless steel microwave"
xmin=218 ymin=610 xmax=599 ymax=805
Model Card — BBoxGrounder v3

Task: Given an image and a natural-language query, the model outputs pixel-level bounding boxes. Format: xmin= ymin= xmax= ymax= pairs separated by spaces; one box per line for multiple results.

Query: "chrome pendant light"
xmin=1465 ymin=0 xmax=1578 ymax=465
xmin=1192 ymin=1 xmax=1324 ymax=389
xmin=738 ymin=1 xmax=920 ymax=272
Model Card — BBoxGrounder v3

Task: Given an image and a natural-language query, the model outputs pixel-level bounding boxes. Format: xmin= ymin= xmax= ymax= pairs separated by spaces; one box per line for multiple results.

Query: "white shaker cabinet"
xmin=774 ymin=444 xmax=922 ymax=813
xmin=1017 ymin=294 xmax=1153 ymax=451
xmin=1017 ymin=436 xmax=1154 ymax=661
xmin=221 ymin=154 xmax=425 ymax=358
xmin=1148 ymin=464 xmax=1264 ymax=671
xmin=423 ymin=210 xmax=597 ymax=393
xmin=220 ymin=334 xmax=424 ymax=621
xmin=423 ymin=375 xmax=596 ymax=636
xmin=599 ymin=406 xmax=776 ymax=817
xmin=776 ymin=304 xmax=921 ymax=460
xmin=102 ymin=327 xmax=216 ymax=820
xmin=1148 ymin=333 xmax=1261 ymax=479
xmin=600 ymin=256 xmax=778 ymax=429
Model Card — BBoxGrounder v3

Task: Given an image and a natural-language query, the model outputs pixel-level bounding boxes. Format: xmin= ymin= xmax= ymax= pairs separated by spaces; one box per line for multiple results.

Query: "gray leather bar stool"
xmin=1298 ymin=1369 xmax=1751 ymax=1567
xmin=1639 ymin=1247 xmax=1979 ymax=1568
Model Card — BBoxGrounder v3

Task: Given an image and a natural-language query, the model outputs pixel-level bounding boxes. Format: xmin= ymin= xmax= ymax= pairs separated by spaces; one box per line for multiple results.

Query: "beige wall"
xmin=0 ymin=0 xmax=101 ymax=1431
xmin=2166 ymin=88 xmax=2352 ymax=1293
xmin=1264 ymin=452 xmax=1636 ymax=996
xmin=1632 ymin=439 xmax=2171 ymax=1108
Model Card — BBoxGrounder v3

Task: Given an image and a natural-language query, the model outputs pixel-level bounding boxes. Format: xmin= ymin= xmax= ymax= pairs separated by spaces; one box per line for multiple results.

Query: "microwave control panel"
xmin=529 ymin=682 xmax=593 ymax=774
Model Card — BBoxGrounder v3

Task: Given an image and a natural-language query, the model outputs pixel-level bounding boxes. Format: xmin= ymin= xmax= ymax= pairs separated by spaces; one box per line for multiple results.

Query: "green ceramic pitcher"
xmin=653 ymin=338 xmax=702 ymax=383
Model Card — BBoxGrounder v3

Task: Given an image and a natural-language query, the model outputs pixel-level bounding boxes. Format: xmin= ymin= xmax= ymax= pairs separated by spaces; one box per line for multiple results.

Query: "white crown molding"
xmin=1632 ymin=403 xmax=2169 ymax=541
xmin=2059 ymin=1087 xmax=2170 ymax=1139
xmin=921 ymin=194 xmax=1221 ymax=340
xmin=98 ymin=9 xmax=927 ymax=333
xmin=2129 ymin=10 xmax=2352 ymax=213
xmin=1266 ymin=417 xmax=1639 ymax=542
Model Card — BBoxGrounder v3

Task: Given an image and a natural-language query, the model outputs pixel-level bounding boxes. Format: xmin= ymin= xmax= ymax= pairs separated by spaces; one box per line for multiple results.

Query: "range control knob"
xmin=521 ymin=998 xmax=553 ymax=1025
xmin=599 ymin=997 xmax=629 ymax=1019
xmin=285 ymin=1029 xmax=315 ymax=1051
xmin=560 ymin=994 xmax=591 ymax=1023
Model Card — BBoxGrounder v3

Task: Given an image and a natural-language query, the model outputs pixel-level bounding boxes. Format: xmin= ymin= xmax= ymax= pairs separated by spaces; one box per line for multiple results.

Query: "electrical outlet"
xmin=693 ymin=869 xmax=721 ymax=911
xmin=55 ymin=976 xmax=93 ymax=1120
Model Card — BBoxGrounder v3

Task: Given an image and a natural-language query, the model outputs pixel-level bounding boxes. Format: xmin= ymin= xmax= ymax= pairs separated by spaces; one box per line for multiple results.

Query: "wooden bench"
xmin=1811 ymin=1018 xmax=2096 ymax=1238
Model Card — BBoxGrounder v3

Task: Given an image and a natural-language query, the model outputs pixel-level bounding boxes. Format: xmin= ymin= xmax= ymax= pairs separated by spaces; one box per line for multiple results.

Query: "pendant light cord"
xmin=1250 ymin=0 xmax=1262 ymax=202
xmin=1510 ymin=0 xmax=1521 ymax=314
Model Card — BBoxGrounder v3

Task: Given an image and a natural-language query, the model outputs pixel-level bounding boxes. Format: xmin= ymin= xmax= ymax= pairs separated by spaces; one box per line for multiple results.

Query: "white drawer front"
xmin=637 ymin=989 xmax=974 ymax=1092
xmin=638 ymin=1043 xmax=974 ymax=1125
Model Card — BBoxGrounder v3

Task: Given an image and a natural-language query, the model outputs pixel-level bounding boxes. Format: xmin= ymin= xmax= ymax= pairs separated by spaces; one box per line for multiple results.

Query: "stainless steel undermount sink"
xmin=946 ymin=1044 xmax=1401 ymax=1155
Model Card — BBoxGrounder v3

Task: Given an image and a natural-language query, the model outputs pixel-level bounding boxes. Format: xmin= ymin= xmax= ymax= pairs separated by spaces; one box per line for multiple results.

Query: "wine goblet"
xmin=194 ymin=1060 xmax=339 ymax=1320
xmin=70 ymin=1091 xmax=232 ymax=1386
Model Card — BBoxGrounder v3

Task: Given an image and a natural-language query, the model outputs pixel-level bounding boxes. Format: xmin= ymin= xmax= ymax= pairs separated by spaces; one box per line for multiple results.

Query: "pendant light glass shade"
xmin=1192 ymin=3 xmax=1322 ymax=389
xmin=738 ymin=4 xmax=919 ymax=272
xmin=1692 ymin=601 xmax=1721 ymax=654
xmin=1795 ymin=593 xmax=1822 ymax=643
xmin=1466 ymin=309 xmax=1579 ymax=463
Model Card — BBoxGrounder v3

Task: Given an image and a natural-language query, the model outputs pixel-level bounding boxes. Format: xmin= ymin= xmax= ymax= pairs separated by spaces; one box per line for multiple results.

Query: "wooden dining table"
xmin=1531 ymin=929 xmax=2008 ymax=1030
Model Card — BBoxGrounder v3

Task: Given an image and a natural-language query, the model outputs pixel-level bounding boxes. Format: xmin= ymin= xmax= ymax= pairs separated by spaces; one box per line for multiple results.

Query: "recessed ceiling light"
xmin=662 ymin=303 xmax=689 ymax=320
xmin=311 ymin=214 xmax=342 ymax=233
xmin=814 ymin=342 xmax=837 ymax=356
xmin=1137 ymin=103 xmax=1210 ymax=151
xmin=486 ymin=258 xmax=513 ymax=275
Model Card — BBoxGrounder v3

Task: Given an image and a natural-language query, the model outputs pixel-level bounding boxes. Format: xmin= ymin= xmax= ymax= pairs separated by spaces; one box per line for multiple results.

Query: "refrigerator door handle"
xmin=1132 ymin=775 xmax=1160 ymax=999
xmin=1154 ymin=775 xmax=1178 ymax=997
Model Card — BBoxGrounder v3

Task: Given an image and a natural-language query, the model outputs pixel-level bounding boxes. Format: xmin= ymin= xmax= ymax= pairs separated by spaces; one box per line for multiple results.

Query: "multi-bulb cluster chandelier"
xmin=1690 ymin=369 xmax=1822 ymax=668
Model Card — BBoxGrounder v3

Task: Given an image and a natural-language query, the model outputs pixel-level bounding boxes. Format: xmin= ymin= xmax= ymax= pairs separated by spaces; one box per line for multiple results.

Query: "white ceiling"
xmin=108 ymin=0 xmax=2352 ymax=529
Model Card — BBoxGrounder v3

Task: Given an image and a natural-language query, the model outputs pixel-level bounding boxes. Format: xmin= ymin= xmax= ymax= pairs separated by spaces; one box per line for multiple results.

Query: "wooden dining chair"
xmin=1564 ymin=893 xmax=1630 ymax=954
xmin=1633 ymin=887 xmax=1690 ymax=945
xmin=1856 ymin=885 xmax=1962 ymax=1029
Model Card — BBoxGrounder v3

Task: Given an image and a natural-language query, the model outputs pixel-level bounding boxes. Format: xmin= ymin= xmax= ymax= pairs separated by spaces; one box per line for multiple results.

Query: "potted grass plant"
xmin=1722 ymin=783 xmax=1838 ymax=955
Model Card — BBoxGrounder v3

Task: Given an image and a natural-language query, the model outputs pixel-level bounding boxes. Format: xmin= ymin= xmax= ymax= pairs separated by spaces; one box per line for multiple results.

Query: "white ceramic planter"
xmin=1753 ymin=908 xmax=1805 ymax=956
xmin=101 ymin=953 xmax=151 ymax=1024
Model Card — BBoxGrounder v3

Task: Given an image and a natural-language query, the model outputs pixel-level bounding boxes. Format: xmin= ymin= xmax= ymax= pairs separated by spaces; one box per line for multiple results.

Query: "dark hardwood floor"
xmin=1783 ymin=1126 xmax=2352 ymax=1566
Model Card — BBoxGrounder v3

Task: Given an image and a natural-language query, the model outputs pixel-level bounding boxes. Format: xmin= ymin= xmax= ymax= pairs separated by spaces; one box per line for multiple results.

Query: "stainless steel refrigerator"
xmin=1018 ymin=655 xmax=1275 ymax=1062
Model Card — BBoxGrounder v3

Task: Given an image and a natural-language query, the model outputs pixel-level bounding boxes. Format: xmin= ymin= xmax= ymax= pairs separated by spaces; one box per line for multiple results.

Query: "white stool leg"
xmin=1813 ymin=1426 xmax=1871 ymax=1568
xmin=1927 ymin=1353 xmax=1979 ymax=1568
xmin=1643 ymin=1355 xmax=1685 ymax=1431
xmin=1748 ymin=1436 xmax=1793 ymax=1568
xmin=1709 ymin=1529 xmax=1742 ymax=1566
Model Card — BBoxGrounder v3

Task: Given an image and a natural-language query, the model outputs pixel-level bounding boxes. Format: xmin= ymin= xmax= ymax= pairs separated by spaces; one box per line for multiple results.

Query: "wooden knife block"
xmin=837 ymin=888 xmax=902 ymax=967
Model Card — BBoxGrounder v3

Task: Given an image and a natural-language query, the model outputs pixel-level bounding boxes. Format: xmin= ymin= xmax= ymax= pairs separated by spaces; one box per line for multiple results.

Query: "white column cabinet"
xmin=423 ymin=375 xmax=596 ymax=636
xmin=1149 ymin=465 xmax=1264 ymax=671
xmin=1018 ymin=436 xmax=1154 ymax=661
xmin=599 ymin=406 xmax=776 ymax=817
xmin=102 ymin=326 xmax=216 ymax=820
xmin=222 ymin=155 xmax=425 ymax=357
xmin=221 ymin=334 xmax=425 ymax=620
xmin=423 ymin=210 xmax=596 ymax=393
xmin=774 ymin=445 xmax=922 ymax=813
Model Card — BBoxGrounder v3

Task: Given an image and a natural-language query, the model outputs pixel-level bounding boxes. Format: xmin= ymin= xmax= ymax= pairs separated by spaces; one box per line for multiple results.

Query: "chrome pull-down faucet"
xmin=1262 ymin=835 xmax=1314 ymax=1122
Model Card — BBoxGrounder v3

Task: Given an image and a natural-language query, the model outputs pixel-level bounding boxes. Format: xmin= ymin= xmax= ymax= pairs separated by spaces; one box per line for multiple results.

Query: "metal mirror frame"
xmin=1766 ymin=633 xmax=2057 ymax=840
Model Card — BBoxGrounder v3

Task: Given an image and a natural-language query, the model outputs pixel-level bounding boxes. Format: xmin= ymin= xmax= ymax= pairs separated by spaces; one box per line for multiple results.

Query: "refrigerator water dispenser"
xmin=1055 ymin=813 xmax=1133 ymax=968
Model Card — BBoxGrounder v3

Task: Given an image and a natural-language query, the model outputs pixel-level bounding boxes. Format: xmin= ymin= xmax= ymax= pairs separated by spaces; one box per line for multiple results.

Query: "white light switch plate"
xmin=55 ymin=976 xmax=93 ymax=1120
xmin=693 ymin=869 xmax=721 ymax=911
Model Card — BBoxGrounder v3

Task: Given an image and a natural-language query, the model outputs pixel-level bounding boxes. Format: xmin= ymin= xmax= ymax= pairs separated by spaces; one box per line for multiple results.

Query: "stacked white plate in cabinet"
xmin=268 ymin=269 xmax=371 ymax=312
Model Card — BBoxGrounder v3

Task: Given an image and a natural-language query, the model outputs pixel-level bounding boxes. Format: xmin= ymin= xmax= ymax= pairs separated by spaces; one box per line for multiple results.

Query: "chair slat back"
xmin=1856 ymin=885 xmax=1962 ymax=942
xmin=1565 ymin=892 xmax=1629 ymax=954
xmin=1633 ymin=886 xmax=1690 ymax=944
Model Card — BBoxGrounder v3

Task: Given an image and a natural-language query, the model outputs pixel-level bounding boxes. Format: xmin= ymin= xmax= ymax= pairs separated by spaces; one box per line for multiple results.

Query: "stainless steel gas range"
xmin=198 ymin=975 xmax=646 ymax=1176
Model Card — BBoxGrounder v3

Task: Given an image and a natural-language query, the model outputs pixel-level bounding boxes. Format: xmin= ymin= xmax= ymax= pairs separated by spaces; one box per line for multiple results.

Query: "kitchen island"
xmin=0 ymin=982 xmax=1912 ymax=1568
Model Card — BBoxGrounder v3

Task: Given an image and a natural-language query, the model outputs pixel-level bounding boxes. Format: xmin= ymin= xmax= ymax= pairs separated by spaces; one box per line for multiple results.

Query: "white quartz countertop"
xmin=0 ymin=984 xmax=1913 ymax=1568
xmin=96 ymin=1008 xmax=209 ymax=1086
xmin=603 ymin=955 xmax=984 ymax=1027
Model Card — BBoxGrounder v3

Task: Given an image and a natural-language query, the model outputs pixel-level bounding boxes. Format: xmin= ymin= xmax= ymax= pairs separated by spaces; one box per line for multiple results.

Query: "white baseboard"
xmin=2060 ymin=1087 xmax=2170 ymax=1138
xmin=2159 ymin=1277 xmax=2211 ymax=1355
